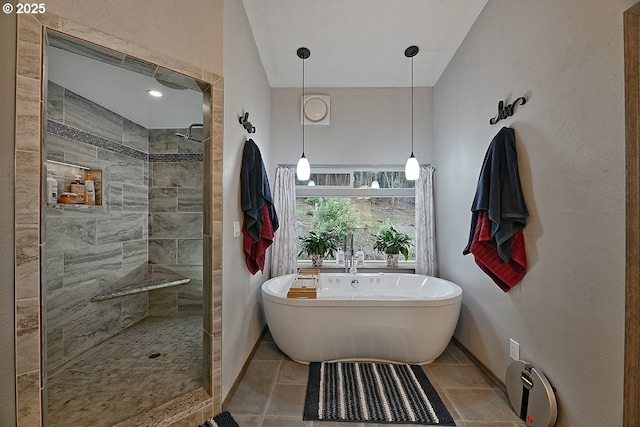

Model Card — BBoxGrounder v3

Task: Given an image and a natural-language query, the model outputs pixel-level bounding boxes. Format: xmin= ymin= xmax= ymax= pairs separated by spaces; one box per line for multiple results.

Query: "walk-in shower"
xmin=43 ymin=30 xmax=208 ymax=426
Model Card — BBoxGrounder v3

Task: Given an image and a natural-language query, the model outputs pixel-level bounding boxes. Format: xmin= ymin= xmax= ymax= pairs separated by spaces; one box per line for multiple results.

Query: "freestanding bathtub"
xmin=261 ymin=272 xmax=463 ymax=364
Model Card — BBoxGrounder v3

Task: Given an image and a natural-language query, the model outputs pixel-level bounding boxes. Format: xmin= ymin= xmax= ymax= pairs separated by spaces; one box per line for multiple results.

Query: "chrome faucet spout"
xmin=349 ymin=256 xmax=358 ymax=275
xmin=350 ymin=230 xmax=354 ymax=258
xmin=345 ymin=229 xmax=355 ymax=273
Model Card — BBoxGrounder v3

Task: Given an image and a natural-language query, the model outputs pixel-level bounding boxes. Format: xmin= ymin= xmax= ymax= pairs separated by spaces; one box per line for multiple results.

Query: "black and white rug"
xmin=304 ymin=361 xmax=455 ymax=425
xmin=198 ymin=411 xmax=239 ymax=427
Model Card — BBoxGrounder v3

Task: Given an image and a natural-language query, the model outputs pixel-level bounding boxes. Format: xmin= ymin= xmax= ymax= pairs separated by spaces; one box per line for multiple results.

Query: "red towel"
xmin=470 ymin=210 xmax=526 ymax=292
xmin=243 ymin=205 xmax=274 ymax=274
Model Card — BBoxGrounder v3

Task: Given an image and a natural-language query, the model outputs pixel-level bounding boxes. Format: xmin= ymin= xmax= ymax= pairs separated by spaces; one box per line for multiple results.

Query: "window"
xmin=296 ymin=167 xmax=415 ymax=262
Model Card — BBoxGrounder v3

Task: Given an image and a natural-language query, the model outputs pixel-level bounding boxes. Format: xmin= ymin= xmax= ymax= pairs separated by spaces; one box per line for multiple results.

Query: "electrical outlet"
xmin=509 ymin=338 xmax=520 ymax=360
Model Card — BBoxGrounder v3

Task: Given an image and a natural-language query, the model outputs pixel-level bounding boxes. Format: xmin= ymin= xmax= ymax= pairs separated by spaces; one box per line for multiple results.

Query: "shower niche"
xmin=46 ymin=160 xmax=103 ymax=207
xmin=42 ymin=29 xmax=211 ymax=426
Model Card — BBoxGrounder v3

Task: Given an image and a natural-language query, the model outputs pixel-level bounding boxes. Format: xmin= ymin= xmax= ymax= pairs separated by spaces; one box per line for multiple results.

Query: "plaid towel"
xmin=470 ymin=210 xmax=526 ymax=292
xmin=199 ymin=411 xmax=239 ymax=427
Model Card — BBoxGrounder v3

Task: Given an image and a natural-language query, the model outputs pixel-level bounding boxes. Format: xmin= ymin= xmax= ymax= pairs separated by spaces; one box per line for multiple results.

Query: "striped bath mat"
xmin=304 ymin=361 xmax=455 ymax=425
xmin=198 ymin=411 xmax=239 ymax=427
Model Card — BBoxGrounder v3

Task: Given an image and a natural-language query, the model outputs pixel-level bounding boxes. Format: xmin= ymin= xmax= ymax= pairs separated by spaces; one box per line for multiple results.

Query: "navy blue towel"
xmin=463 ymin=127 xmax=528 ymax=262
xmin=240 ymin=139 xmax=279 ymax=241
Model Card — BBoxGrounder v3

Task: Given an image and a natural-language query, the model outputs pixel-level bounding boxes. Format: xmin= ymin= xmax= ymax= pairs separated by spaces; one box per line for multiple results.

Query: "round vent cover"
xmin=302 ymin=95 xmax=330 ymax=125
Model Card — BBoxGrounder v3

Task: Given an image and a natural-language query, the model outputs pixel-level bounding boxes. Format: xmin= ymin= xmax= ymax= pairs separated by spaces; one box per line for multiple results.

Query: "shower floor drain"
xmin=149 ymin=353 xmax=161 ymax=359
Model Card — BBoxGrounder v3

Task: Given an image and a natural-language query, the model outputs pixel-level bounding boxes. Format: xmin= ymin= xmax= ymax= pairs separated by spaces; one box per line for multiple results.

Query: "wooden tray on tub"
xmin=287 ymin=268 xmax=319 ymax=298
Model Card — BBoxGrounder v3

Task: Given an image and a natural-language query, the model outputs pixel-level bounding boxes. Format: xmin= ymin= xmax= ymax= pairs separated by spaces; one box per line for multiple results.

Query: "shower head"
xmin=176 ymin=123 xmax=203 ymax=143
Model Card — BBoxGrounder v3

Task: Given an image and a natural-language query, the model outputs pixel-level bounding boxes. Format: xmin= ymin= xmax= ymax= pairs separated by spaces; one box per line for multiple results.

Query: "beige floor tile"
xmin=231 ymin=413 xmax=264 ymax=427
xmin=265 ymin=384 xmax=308 ymax=417
xmin=464 ymin=421 xmax=523 ymax=427
xmin=448 ymin=342 xmax=474 ymax=364
xmin=262 ymin=415 xmax=313 ymax=427
xmin=428 ymin=364 xmax=495 ymax=389
xmin=254 ymin=341 xmax=285 ymax=361
xmin=445 ymin=388 xmax=523 ymax=423
xmin=226 ymin=360 xmax=281 ymax=415
xmin=263 ymin=329 xmax=275 ymax=342
xmin=431 ymin=347 xmax=461 ymax=365
xmin=277 ymin=360 xmax=310 ymax=384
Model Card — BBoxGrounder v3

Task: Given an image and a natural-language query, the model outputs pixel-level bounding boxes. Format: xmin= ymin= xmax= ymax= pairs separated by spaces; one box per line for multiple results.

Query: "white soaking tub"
xmin=261 ymin=272 xmax=463 ymax=364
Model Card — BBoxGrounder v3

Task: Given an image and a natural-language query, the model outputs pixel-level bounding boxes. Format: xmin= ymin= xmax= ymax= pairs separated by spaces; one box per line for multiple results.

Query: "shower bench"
xmin=91 ymin=263 xmax=191 ymax=302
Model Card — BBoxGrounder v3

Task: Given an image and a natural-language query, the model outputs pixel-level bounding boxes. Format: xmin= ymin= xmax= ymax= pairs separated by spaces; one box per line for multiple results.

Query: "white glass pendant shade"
xmin=371 ymin=180 xmax=380 ymax=189
xmin=405 ymin=154 xmax=420 ymax=180
xmin=297 ymin=154 xmax=311 ymax=181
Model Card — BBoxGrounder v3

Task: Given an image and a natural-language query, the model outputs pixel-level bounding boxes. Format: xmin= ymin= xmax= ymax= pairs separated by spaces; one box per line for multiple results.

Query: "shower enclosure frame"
xmin=13 ymin=12 xmax=223 ymax=426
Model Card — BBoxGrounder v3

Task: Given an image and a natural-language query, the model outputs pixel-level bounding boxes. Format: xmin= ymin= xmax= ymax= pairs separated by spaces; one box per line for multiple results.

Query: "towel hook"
xmin=489 ymin=96 xmax=527 ymax=125
xmin=239 ymin=111 xmax=256 ymax=133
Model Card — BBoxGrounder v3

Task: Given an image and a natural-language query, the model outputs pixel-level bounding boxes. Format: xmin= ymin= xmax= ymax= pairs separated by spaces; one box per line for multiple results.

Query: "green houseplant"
xmin=373 ymin=225 xmax=413 ymax=267
xmin=298 ymin=230 xmax=339 ymax=267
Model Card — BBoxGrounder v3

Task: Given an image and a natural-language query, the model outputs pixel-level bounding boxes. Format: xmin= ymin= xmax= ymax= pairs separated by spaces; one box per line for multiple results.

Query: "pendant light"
xmin=404 ymin=45 xmax=420 ymax=181
xmin=371 ymin=172 xmax=380 ymax=189
xmin=296 ymin=47 xmax=311 ymax=181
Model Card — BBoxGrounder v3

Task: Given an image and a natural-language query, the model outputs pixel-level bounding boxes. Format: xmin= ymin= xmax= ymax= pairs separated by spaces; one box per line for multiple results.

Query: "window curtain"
xmin=415 ymin=166 xmax=437 ymax=276
xmin=271 ymin=166 xmax=298 ymax=277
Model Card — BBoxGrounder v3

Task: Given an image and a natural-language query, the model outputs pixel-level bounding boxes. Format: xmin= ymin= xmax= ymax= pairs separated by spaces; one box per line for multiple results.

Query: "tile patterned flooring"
xmin=47 ymin=316 xmax=203 ymax=427
xmin=226 ymin=332 xmax=527 ymax=427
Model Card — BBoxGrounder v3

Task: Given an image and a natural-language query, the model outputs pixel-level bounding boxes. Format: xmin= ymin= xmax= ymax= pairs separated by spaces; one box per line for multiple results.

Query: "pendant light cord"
xmin=302 ymin=55 xmax=305 ymax=155
xmin=410 ymin=55 xmax=414 ymax=156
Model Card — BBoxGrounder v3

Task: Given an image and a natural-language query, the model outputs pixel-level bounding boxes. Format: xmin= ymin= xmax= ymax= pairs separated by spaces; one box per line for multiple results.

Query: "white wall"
xmin=222 ymin=0 xmax=273 ymax=400
xmin=270 ymin=87 xmax=433 ymax=174
xmin=433 ymin=1 xmax=632 ymax=425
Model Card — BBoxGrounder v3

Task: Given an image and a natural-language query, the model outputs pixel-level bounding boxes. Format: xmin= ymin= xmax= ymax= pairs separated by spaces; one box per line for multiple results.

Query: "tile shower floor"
xmin=47 ymin=316 xmax=203 ymax=427
xmin=227 ymin=331 xmax=527 ymax=427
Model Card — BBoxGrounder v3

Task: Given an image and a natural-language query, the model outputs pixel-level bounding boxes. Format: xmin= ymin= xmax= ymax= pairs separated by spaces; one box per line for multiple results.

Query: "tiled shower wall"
xmin=147 ymin=128 xmax=203 ymax=317
xmin=44 ymin=81 xmax=205 ymax=373
xmin=45 ymin=81 xmax=150 ymax=372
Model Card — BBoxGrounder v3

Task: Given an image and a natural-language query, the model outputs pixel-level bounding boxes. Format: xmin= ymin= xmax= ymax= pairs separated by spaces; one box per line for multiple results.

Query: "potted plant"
xmin=373 ymin=225 xmax=413 ymax=268
xmin=298 ymin=230 xmax=338 ymax=267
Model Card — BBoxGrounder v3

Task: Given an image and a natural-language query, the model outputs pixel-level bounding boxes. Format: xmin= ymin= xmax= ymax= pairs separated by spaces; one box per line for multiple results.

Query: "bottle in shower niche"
xmin=70 ymin=175 xmax=84 ymax=204
xmin=46 ymin=170 xmax=58 ymax=204
xmin=84 ymin=171 xmax=96 ymax=205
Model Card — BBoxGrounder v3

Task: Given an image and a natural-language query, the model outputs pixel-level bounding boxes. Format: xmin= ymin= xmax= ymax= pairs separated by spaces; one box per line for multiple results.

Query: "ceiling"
xmin=45 ymin=1 xmax=487 ymax=129
xmin=242 ymin=0 xmax=488 ymax=88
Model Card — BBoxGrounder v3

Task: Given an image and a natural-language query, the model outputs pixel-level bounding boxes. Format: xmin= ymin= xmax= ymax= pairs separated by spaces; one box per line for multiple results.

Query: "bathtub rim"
xmin=261 ymin=272 xmax=463 ymax=307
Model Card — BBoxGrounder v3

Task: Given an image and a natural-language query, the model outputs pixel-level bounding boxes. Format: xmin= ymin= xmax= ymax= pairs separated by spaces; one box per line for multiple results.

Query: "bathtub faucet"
xmin=350 ymin=256 xmax=358 ymax=275
xmin=345 ymin=229 xmax=355 ymax=274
